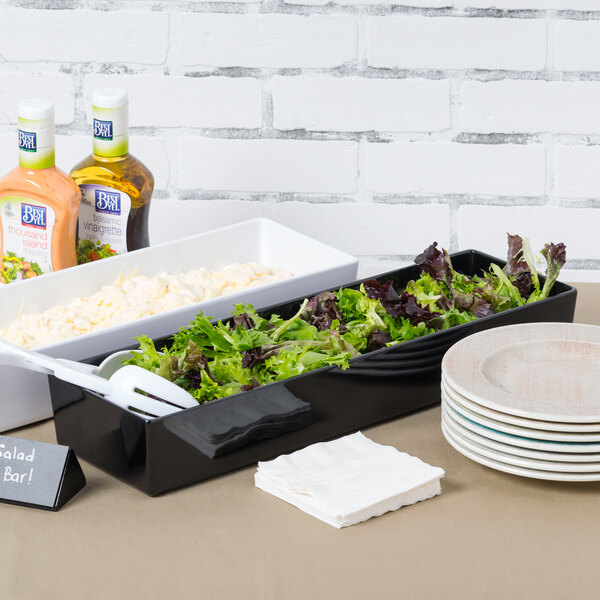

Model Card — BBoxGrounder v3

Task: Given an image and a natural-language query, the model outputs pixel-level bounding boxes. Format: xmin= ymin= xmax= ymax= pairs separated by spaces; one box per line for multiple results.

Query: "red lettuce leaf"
xmin=233 ymin=313 xmax=255 ymax=330
xmin=414 ymin=242 xmax=453 ymax=289
xmin=302 ymin=291 xmax=346 ymax=332
xmin=366 ymin=330 xmax=392 ymax=352
xmin=503 ymin=233 xmax=533 ymax=298
xmin=363 ymin=279 xmax=442 ymax=326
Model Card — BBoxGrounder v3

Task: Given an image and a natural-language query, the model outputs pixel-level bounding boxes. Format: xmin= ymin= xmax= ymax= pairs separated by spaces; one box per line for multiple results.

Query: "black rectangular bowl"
xmin=49 ymin=250 xmax=578 ymax=496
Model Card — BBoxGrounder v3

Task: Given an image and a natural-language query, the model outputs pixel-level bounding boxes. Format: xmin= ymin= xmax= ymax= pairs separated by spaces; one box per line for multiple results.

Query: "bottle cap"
xmin=92 ymin=87 xmax=128 ymax=110
xmin=17 ymin=99 xmax=55 ymax=169
xmin=91 ymin=88 xmax=129 ymax=157
xmin=18 ymin=99 xmax=54 ymax=122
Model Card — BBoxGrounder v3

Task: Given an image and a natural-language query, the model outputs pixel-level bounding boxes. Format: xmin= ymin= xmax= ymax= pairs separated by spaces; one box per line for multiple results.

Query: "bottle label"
xmin=0 ymin=196 xmax=56 ymax=283
xmin=92 ymin=105 xmax=128 ymax=157
xmin=77 ymin=184 xmax=131 ymax=259
xmin=18 ymin=118 xmax=55 ymax=170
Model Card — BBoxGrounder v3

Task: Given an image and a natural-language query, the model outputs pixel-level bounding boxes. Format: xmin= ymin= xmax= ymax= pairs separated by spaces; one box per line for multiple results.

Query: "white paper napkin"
xmin=255 ymin=432 xmax=445 ymax=529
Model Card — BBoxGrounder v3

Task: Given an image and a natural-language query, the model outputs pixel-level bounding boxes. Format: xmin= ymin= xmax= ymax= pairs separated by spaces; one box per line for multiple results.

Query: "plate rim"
xmin=441 ymin=419 xmax=600 ymax=482
xmin=442 ymin=414 xmax=600 ymax=473
xmin=441 ymin=406 xmax=600 ymax=463
xmin=442 ymin=390 xmax=600 ymax=443
xmin=441 ymin=402 xmax=600 ymax=453
xmin=441 ymin=376 xmax=600 ymax=433
xmin=441 ymin=322 xmax=600 ymax=423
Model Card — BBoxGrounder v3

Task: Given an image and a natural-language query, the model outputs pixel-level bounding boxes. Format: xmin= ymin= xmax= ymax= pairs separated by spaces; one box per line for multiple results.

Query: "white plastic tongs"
xmin=0 ymin=338 xmax=198 ymax=418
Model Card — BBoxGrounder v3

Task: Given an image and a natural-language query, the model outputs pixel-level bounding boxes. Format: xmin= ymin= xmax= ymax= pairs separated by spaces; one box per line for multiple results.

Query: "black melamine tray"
xmin=49 ymin=250 xmax=577 ymax=496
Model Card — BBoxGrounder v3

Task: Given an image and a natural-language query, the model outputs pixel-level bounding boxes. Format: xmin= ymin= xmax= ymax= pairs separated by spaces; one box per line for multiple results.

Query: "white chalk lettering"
xmin=0 ymin=444 xmax=35 ymax=462
xmin=3 ymin=465 xmax=31 ymax=484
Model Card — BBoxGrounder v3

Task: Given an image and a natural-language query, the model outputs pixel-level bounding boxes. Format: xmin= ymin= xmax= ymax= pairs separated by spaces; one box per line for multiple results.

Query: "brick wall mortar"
xmin=6 ymin=1 xmax=600 ymax=15
xmin=0 ymin=2 xmax=599 ymax=280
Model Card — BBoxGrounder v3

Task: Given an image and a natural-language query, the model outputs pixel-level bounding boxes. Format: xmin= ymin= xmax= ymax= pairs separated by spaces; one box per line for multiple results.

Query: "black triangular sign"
xmin=54 ymin=449 xmax=86 ymax=511
xmin=0 ymin=435 xmax=86 ymax=511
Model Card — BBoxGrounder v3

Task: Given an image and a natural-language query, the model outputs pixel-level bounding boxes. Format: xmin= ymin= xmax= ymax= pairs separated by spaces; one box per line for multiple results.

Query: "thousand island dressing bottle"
xmin=0 ymin=99 xmax=81 ymax=283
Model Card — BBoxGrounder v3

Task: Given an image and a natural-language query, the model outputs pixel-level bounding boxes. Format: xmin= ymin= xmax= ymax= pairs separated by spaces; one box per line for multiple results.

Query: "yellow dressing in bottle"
xmin=0 ymin=99 xmax=81 ymax=283
xmin=70 ymin=87 xmax=153 ymax=262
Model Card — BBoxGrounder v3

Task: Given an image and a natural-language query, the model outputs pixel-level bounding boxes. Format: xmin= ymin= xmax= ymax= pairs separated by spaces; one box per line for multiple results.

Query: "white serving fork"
xmin=0 ymin=338 xmax=197 ymax=418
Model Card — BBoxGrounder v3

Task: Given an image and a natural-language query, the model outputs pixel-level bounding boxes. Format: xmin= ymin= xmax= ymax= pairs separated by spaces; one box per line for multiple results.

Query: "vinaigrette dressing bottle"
xmin=0 ymin=99 xmax=81 ymax=283
xmin=70 ymin=88 xmax=153 ymax=262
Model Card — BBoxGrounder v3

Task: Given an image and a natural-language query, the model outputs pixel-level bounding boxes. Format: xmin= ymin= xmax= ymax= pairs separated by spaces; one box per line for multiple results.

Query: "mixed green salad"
xmin=1 ymin=251 xmax=43 ymax=283
xmin=127 ymin=235 xmax=567 ymax=404
xmin=77 ymin=239 xmax=118 ymax=264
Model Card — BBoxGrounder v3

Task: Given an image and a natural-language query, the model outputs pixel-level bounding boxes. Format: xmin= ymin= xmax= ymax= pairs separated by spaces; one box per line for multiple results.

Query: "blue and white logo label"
xmin=21 ymin=203 xmax=46 ymax=229
xmin=93 ymin=119 xmax=113 ymax=141
xmin=18 ymin=130 xmax=37 ymax=153
xmin=78 ymin=184 xmax=131 ymax=255
xmin=95 ymin=189 xmax=121 ymax=214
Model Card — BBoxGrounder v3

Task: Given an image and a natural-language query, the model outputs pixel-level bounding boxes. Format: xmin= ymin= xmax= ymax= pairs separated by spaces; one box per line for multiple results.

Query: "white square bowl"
xmin=0 ymin=218 xmax=358 ymax=432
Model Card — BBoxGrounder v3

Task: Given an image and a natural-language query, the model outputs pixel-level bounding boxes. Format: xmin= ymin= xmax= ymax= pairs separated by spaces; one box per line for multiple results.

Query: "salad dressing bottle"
xmin=70 ymin=88 xmax=154 ymax=263
xmin=0 ymin=99 xmax=81 ymax=283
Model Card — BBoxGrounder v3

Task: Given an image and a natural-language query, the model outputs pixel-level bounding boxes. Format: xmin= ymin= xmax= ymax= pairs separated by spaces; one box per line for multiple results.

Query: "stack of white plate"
xmin=440 ymin=322 xmax=600 ymax=482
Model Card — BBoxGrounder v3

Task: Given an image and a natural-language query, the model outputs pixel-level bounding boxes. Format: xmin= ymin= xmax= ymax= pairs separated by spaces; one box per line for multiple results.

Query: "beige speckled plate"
xmin=441 ymin=418 xmax=600 ymax=482
xmin=442 ymin=376 xmax=600 ymax=433
xmin=441 ymin=404 xmax=600 ymax=463
xmin=442 ymin=322 xmax=600 ymax=423
xmin=443 ymin=389 xmax=600 ymax=442
xmin=441 ymin=401 xmax=600 ymax=454
xmin=442 ymin=410 xmax=600 ymax=471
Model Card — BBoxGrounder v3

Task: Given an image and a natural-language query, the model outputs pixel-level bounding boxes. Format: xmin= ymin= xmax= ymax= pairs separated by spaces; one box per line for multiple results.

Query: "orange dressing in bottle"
xmin=0 ymin=99 xmax=81 ymax=283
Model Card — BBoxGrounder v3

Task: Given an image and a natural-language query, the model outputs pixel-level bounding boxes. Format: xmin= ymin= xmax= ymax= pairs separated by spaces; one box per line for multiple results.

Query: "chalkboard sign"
xmin=0 ymin=435 xmax=86 ymax=511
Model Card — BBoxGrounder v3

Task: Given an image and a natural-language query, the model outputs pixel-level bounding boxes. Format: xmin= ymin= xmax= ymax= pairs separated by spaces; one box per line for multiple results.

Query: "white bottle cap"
xmin=92 ymin=87 xmax=128 ymax=109
xmin=18 ymin=99 xmax=54 ymax=121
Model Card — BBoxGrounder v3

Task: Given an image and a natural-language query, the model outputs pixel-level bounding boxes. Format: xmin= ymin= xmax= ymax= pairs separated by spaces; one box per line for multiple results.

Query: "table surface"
xmin=2 ymin=283 xmax=599 ymax=600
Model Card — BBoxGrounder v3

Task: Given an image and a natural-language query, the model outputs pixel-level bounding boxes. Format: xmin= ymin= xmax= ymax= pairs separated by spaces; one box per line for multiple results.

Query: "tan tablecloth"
xmin=2 ymin=283 xmax=599 ymax=600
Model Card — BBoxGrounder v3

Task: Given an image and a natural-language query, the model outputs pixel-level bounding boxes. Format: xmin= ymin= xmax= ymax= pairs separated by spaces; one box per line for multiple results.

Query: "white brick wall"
xmin=556 ymin=21 xmax=600 ymax=73
xmin=272 ymin=77 xmax=451 ymax=132
xmin=367 ymin=17 xmax=547 ymax=71
xmin=462 ymin=81 xmax=600 ymax=134
xmin=554 ymin=146 xmax=600 ymax=201
xmin=83 ymin=75 xmax=262 ymax=129
xmin=458 ymin=205 xmax=600 ymax=261
xmin=465 ymin=0 xmax=600 ymax=8
xmin=0 ymin=9 xmax=168 ymax=64
xmin=150 ymin=200 xmax=449 ymax=257
xmin=367 ymin=143 xmax=545 ymax=197
xmin=150 ymin=200 xmax=266 ymax=245
xmin=269 ymin=202 xmax=451 ymax=255
xmin=288 ymin=0 xmax=450 ymax=6
xmin=177 ymin=139 xmax=358 ymax=193
xmin=0 ymin=72 xmax=75 ymax=124
xmin=0 ymin=136 xmax=15 ymax=173
xmin=0 ymin=4 xmax=599 ymax=282
xmin=177 ymin=14 xmax=358 ymax=68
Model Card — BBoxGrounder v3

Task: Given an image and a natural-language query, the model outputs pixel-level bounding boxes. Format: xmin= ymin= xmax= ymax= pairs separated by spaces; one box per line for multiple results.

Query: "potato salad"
xmin=1 ymin=262 xmax=291 ymax=349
